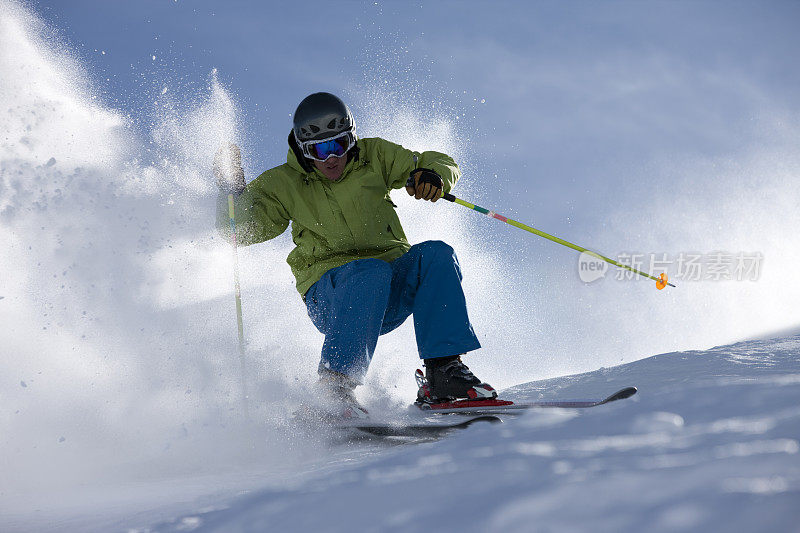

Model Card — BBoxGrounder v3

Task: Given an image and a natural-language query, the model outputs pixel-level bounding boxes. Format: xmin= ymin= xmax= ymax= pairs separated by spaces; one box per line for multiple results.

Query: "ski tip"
xmin=607 ymin=386 xmax=637 ymax=403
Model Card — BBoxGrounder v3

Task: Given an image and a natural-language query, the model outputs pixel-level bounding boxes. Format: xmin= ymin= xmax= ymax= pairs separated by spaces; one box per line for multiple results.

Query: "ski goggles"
xmin=297 ymin=130 xmax=356 ymax=162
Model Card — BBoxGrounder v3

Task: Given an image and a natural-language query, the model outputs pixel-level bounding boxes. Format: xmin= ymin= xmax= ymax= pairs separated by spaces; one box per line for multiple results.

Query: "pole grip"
xmin=443 ymin=192 xmax=456 ymax=202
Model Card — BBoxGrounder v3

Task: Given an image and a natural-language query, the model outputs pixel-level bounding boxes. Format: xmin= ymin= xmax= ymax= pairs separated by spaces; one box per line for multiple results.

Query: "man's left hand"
xmin=406 ymin=168 xmax=443 ymax=202
xmin=214 ymin=143 xmax=246 ymax=194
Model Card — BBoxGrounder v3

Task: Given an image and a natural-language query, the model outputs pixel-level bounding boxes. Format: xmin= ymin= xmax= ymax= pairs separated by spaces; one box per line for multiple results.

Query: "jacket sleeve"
xmin=215 ymin=172 xmax=290 ymax=246
xmin=368 ymin=138 xmax=461 ymax=194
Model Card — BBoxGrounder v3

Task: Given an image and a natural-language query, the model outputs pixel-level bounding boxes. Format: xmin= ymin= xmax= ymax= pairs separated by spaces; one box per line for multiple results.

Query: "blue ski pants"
xmin=304 ymin=240 xmax=481 ymax=383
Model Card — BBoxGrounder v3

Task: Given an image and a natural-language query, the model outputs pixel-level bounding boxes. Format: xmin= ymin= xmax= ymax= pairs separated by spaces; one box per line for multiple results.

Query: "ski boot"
xmin=314 ymin=367 xmax=369 ymax=420
xmin=416 ymin=355 xmax=497 ymax=404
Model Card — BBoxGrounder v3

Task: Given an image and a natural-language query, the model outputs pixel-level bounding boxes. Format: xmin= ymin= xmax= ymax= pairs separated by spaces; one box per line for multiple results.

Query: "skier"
xmin=215 ymin=92 xmax=495 ymax=418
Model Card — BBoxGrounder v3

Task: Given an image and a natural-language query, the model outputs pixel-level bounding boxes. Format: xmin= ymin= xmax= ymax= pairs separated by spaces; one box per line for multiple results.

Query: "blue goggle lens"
xmin=309 ymin=133 xmax=350 ymax=160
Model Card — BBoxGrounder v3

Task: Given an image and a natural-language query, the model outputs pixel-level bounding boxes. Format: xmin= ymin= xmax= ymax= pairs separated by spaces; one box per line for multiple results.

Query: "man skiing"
xmin=215 ymin=92 xmax=495 ymax=418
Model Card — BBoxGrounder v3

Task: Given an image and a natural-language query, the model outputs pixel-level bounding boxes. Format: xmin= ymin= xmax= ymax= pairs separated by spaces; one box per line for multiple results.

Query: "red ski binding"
xmin=414 ymin=369 xmax=507 ymax=411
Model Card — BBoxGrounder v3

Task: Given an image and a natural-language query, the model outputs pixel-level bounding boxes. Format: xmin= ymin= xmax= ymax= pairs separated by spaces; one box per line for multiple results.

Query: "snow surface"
xmin=121 ymin=334 xmax=798 ymax=533
xmin=5 ymin=335 xmax=799 ymax=532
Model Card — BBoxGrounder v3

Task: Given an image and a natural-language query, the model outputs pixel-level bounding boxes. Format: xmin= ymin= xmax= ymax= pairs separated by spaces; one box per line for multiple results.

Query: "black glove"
xmin=213 ymin=143 xmax=246 ymax=194
xmin=405 ymin=168 xmax=443 ymax=202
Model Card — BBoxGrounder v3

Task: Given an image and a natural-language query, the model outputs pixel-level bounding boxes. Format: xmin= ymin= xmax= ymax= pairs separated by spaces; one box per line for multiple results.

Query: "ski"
xmin=415 ymin=387 xmax=638 ymax=415
xmin=340 ymin=415 xmax=502 ymax=437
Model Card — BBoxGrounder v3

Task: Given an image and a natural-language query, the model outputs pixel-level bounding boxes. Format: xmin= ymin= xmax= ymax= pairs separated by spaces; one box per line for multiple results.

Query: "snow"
xmin=110 ymin=335 xmax=795 ymax=533
xmin=4 ymin=335 xmax=798 ymax=532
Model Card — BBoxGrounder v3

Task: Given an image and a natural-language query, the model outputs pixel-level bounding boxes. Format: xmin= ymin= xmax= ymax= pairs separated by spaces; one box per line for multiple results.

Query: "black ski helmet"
xmin=292 ymin=92 xmax=355 ymax=142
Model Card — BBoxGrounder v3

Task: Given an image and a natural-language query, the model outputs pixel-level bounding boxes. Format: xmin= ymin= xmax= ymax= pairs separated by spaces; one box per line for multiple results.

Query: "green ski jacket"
xmin=216 ymin=137 xmax=460 ymax=296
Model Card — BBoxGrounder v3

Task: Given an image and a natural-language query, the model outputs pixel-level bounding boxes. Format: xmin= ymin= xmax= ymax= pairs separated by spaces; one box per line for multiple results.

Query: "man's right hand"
xmin=214 ymin=143 xmax=246 ymax=194
xmin=405 ymin=168 xmax=443 ymax=202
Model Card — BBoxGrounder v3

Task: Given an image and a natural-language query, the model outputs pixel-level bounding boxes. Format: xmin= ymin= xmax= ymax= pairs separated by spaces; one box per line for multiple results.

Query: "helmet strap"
xmin=287 ymin=130 xmax=315 ymax=173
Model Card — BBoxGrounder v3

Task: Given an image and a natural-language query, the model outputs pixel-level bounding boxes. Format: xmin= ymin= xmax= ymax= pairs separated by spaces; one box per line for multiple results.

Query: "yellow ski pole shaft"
xmin=442 ymin=193 xmax=675 ymax=289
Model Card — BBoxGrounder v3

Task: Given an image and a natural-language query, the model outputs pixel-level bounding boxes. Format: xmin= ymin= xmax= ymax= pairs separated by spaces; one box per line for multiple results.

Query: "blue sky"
xmin=34 ymin=0 xmax=800 ymax=227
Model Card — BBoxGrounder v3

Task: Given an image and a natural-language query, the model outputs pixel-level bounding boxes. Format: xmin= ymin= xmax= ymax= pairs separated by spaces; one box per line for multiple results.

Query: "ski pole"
xmin=441 ymin=193 xmax=675 ymax=290
xmin=228 ymin=193 xmax=250 ymax=418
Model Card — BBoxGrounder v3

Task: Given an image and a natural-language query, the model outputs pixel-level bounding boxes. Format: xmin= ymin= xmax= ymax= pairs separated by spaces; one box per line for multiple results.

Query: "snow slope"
xmin=125 ymin=334 xmax=799 ymax=533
